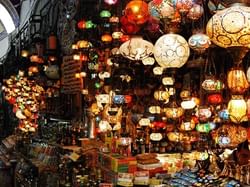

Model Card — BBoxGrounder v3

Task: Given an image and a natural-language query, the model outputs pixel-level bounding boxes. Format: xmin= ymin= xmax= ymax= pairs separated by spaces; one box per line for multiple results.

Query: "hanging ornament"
xmin=154 ymin=33 xmax=190 ymax=68
xmin=119 ymin=36 xmax=154 ymax=61
xmin=120 ymin=15 xmax=141 ymax=34
xmin=188 ymin=33 xmax=211 ymax=54
xmin=206 ymin=4 xmax=250 ymax=48
xmin=187 ymin=3 xmax=204 ymax=20
xmin=104 ymin=0 xmax=118 ymax=5
xmin=176 ymin=0 xmax=193 ymax=13
xmin=124 ymin=0 xmax=149 ymax=25
xmin=227 ymin=67 xmax=249 ymax=94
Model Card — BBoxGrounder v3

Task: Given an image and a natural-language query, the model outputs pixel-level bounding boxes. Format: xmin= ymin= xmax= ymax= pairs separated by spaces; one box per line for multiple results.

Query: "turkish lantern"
xmin=176 ymin=0 xmax=193 ymax=13
xmin=207 ymin=93 xmax=223 ymax=105
xmin=124 ymin=0 xmax=149 ymax=25
xmin=227 ymin=67 xmax=249 ymax=94
xmin=120 ymin=15 xmax=141 ymax=34
xmin=228 ymin=95 xmax=248 ymax=123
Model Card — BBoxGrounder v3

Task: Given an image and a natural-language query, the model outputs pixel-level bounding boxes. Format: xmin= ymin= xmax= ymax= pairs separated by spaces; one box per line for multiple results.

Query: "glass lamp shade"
xmin=119 ymin=36 xmax=154 ymax=60
xmin=228 ymin=95 xmax=248 ymax=123
xmin=164 ymin=101 xmax=184 ymax=119
xmin=154 ymin=33 xmax=190 ymax=68
xmin=227 ymin=67 xmax=249 ymax=94
xmin=104 ymin=0 xmax=118 ymax=5
xmin=148 ymin=0 xmax=175 ymax=20
xmin=206 ymin=4 xmax=250 ymax=48
xmin=101 ymin=34 xmax=113 ymax=43
xmin=176 ymin=0 xmax=193 ymax=13
xmin=207 ymin=93 xmax=223 ymax=105
xmin=124 ymin=0 xmax=149 ymax=25
xmin=188 ymin=33 xmax=211 ymax=53
xmin=100 ymin=10 xmax=112 ymax=18
xmin=181 ymin=99 xmax=196 ymax=110
xmin=187 ymin=3 xmax=204 ymax=20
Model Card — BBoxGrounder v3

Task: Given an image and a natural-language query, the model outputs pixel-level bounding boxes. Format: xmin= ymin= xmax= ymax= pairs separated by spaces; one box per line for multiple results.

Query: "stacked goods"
xmin=136 ymin=153 xmax=163 ymax=176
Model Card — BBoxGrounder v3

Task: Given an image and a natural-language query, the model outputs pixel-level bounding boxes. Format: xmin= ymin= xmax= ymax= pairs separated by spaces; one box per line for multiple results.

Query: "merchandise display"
xmin=1 ymin=0 xmax=250 ymax=186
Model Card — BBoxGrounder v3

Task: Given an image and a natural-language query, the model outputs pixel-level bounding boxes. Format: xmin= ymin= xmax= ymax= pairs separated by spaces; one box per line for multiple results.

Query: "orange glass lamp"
xmin=227 ymin=67 xmax=249 ymax=94
xmin=125 ymin=0 xmax=149 ymax=25
xmin=101 ymin=34 xmax=113 ymax=43
xmin=228 ymin=95 xmax=248 ymax=123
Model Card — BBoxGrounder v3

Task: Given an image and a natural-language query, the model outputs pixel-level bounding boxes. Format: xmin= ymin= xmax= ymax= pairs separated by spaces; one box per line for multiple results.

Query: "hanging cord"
xmin=204 ymin=49 xmax=216 ymax=76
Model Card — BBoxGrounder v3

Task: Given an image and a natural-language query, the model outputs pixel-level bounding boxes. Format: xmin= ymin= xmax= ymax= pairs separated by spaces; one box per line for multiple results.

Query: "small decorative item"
xmin=167 ymin=132 xmax=183 ymax=142
xmin=154 ymin=33 xmax=190 ymax=68
xmin=227 ymin=95 xmax=248 ymax=123
xmin=148 ymin=0 xmax=175 ymax=20
xmin=202 ymin=77 xmax=224 ymax=92
xmin=100 ymin=10 xmax=112 ymax=18
xmin=196 ymin=106 xmax=212 ymax=122
xmin=196 ymin=122 xmax=216 ymax=133
xmin=188 ymin=33 xmax=211 ymax=53
xmin=119 ymin=36 xmax=154 ymax=61
xmin=227 ymin=67 xmax=249 ymax=94
xmin=125 ymin=0 xmax=149 ymax=25
xmin=179 ymin=119 xmax=196 ymax=131
xmin=181 ymin=99 xmax=196 ymax=110
xmin=142 ymin=57 xmax=155 ymax=65
xmin=150 ymin=133 xmax=163 ymax=141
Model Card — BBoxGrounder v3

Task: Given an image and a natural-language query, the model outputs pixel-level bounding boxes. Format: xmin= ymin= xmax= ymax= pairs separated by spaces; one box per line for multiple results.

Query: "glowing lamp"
xmin=100 ymin=10 xmax=112 ymax=18
xmin=228 ymin=95 xmax=248 ymax=123
xmin=164 ymin=100 xmax=184 ymax=119
xmin=187 ymin=3 xmax=204 ymax=20
xmin=154 ymin=33 xmax=190 ymax=68
xmin=77 ymin=20 xmax=86 ymax=29
xmin=104 ymin=0 xmax=118 ymax=5
xmin=21 ymin=50 xmax=29 ymax=57
xmin=148 ymin=0 xmax=175 ymax=20
xmin=207 ymin=93 xmax=223 ymax=105
xmin=181 ymin=99 xmax=196 ymax=110
xmin=188 ymin=33 xmax=211 ymax=53
xmin=227 ymin=67 xmax=249 ymax=94
xmin=246 ymin=66 xmax=250 ymax=82
xmin=120 ymin=15 xmax=141 ymax=34
xmin=77 ymin=40 xmax=92 ymax=49
xmin=119 ymin=36 xmax=154 ymax=61
xmin=206 ymin=4 xmax=250 ymax=48
xmin=125 ymin=0 xmax=149 ymax=25
xmin=176 ymin=0 xmax=193 ymax=13
xmin=101 ymin=34 xmax=113 ymax=43
xmin=85 ymin=20 xmax=96 ymax=29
